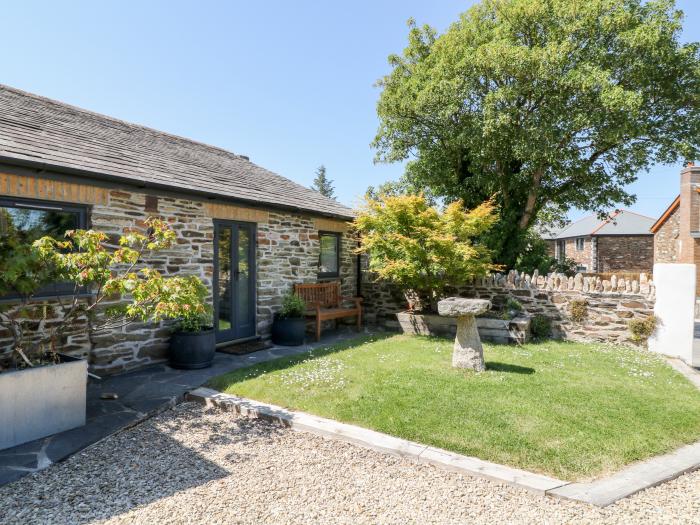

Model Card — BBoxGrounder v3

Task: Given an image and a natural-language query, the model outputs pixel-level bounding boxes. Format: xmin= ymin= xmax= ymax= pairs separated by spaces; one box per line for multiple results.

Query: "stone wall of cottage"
xmin=87 ymin=192 xmax=216 ymax=373
xmin=0 ymin=173 xmax=356 ymax=375
xmin=654 ymin=206 xmax=680 ymax=263
xmin=362 ymin=270 xmax=655 ymax=345
xmin=596 ymin=235 xmax=654 ymax=274
xmin=256 ymin=212 xmax=357 ymax=335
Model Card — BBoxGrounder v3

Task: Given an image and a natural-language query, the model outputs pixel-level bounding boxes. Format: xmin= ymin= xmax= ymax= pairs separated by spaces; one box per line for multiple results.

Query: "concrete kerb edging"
xmin=665 ymin=356 xmax=700 ymax=390
xmin=186 ymin=387 xmax=567 ymax=496
xmin=186 ymin=386 xmax=700 ymax=507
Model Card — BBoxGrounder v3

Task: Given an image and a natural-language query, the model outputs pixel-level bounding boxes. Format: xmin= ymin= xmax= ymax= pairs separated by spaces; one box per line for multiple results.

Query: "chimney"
xmin=678 ymin=163 xmax=700 ymax=294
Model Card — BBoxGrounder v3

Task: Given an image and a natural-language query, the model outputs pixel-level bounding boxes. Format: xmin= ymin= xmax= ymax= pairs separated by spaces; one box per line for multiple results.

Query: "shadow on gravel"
xmin=184 ymin=407 xmax=287 ymax=450
xmin=0 ymin=406 xmax=285 ymax=525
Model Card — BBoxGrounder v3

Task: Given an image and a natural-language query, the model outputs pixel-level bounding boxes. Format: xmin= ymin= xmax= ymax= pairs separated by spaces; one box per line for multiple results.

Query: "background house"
xmin=0 ymin=85 xmax=357 ymax=375
xmin=544 ymin=211 xmax=655 ymax=274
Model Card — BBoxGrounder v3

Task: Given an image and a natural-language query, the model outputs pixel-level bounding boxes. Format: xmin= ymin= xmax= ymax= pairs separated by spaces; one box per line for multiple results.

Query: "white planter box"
xmin=0 ymin=357 xmax=87 ymax=450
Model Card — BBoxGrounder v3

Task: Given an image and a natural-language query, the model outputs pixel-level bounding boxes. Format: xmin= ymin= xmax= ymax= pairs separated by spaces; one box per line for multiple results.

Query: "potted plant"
xmin=169 ymin=296 xmax=216 ymax=369
xmin=271 ymin=292 xmax=307 ymax=346
xmin=0 ymin=218 xmax=208 ymax=450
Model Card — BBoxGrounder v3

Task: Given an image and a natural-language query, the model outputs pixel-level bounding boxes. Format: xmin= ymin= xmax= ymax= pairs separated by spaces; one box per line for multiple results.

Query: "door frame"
xmin=213 ymin=219 xmax=257 ymax=343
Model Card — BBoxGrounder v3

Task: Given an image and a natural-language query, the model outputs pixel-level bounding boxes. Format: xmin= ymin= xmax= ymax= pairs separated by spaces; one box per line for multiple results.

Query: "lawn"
xmin=208 ymin=334 xmax=700 ymax=481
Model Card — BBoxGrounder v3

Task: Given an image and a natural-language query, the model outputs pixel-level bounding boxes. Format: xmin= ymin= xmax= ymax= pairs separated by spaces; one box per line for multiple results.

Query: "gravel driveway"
xmin=1 ymin=403 xmax=699 ymax=524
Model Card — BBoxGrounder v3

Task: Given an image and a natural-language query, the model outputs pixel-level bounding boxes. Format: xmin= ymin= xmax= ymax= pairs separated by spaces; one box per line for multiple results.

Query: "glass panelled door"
xmin=214 ymin=221 xmax=256 ymax=342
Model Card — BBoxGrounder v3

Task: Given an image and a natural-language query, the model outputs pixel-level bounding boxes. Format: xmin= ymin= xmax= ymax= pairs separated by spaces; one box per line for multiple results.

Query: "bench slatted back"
xmin=294 ymin=282 xmax=341 ymax=309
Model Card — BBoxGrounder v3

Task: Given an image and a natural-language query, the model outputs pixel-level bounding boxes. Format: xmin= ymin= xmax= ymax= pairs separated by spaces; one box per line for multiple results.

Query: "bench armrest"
xmin=341 ymin=296 xmax=363 ymax=307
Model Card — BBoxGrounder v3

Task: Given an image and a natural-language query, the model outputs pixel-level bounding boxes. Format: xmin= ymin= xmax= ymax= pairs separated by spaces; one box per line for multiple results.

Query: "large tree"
xmin=373 ymin=0 xmax=700 ymax=266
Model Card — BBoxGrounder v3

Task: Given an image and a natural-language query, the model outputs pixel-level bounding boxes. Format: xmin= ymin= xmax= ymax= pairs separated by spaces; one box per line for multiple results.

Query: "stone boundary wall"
xmin=362 ymin=270 xmax=656 ymax=345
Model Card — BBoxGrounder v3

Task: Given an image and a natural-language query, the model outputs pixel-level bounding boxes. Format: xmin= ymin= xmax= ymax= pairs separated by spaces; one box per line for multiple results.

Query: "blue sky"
xmin=2 ymin=1 xmax=698 ymax=221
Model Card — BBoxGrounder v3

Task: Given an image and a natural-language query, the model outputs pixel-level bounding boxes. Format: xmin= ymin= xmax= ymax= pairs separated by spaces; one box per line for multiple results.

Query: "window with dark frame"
xmin=318 ymin=232 xmax=340 ymax=278
xmin=0 ymin=197 xmax=88 ymax=299
xmin=575 ymin=237 xmax=585 ymax=251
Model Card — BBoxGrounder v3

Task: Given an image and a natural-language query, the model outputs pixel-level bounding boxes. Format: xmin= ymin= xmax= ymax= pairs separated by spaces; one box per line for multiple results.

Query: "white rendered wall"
xmin=648 ymin=263 xmax=698 ymax=366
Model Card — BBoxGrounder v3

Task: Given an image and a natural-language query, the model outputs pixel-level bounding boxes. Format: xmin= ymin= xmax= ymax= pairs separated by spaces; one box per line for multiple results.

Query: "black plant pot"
xmin=169 ymin=327 xmax=216 ymax=369
xmin=271 ymin=315 xmax=306 ymax=346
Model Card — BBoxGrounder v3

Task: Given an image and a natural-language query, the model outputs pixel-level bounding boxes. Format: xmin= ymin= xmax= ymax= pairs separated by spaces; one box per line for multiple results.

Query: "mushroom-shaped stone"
xmin=438 ymin=298 xmax=491 ymax=371
xmin=437 ymin=298 xmax=490 ymax=317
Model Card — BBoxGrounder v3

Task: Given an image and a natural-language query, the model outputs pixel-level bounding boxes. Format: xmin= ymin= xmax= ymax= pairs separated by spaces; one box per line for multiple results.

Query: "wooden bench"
xmin=294 ymin=282 xmax=363 ymax=341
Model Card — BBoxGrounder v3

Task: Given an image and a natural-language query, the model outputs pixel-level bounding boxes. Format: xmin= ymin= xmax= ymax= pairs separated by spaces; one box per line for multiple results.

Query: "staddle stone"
xmin=437 ymin=298 xmax=491 ymax=317
xmin=437 ymin=298 xmax=491 ymax=372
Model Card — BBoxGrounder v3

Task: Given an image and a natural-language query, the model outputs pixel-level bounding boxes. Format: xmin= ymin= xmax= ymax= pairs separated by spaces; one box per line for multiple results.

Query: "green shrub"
xmin=354 ymin=194 xmax=498 ymax=312
xmin=569 ymin=300 xmax=588 ymax=323
xmin=177 ymin=311 xmax=212 ymax=333
xmin=553 ymin=258 xmax=579 ymax=277
xmin=514 ymin=232 xmax=556 ymax=275
xmin=530 ymin=315 xmax=552 ymax=339
xmin=628 ymin=316 xmax=658 ymax=344
xmin=279 ymin=292 xmax=306 ymax=319
xmin=505 ymin=297 xmax=523 ymax=312
xmin=501 ymin=296 xmax=524 ymax=320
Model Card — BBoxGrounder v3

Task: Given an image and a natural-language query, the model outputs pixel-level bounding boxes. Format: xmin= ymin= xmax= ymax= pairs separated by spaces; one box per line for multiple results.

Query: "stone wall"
xmin=87 ymin=192 xmax=216 ymax=373
xmin=256 ymin=212 xmax=356 ymax=335
xmin=362 ymin=270 xmax=656 ymax=345
xmin=1 ymin=172 xmax=356 ymax=375
xmin=654 ymin=205 xmax=680 ymax=264
xmin=597 ymin=235 xmax=654 ymax=274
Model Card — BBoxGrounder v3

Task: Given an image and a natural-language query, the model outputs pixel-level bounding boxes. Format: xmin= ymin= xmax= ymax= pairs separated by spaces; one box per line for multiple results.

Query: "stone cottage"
xmin=651 ymin=163 xmax=700 ymax=294
xmin=544 ymin=210 xmax=655 ymax=274
xmin=0 ymin=84 xmax=357 ymax=375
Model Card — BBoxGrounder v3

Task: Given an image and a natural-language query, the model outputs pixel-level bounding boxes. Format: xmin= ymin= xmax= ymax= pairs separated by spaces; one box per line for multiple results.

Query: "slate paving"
xmin=0 ymin=328 xmax=371 ymax=487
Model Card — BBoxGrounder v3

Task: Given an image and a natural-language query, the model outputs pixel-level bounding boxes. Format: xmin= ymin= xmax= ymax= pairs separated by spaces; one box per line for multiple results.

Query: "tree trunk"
xmin=518 ymin=170 xmax=543 ymax=230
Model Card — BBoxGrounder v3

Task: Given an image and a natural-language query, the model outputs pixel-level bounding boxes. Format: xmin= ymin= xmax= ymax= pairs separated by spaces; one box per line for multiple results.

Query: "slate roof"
xmin=0 ymin=85 xmax=354 ymax=220
xmin=545 ymin=210 xmax=655 ymax=239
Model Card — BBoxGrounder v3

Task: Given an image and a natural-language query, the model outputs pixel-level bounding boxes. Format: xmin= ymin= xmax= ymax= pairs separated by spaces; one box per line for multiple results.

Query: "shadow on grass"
xmin=208 ymin=332 xmax=395 ymax=390
xmin=485 ymin=361 xmax=535 ymax=374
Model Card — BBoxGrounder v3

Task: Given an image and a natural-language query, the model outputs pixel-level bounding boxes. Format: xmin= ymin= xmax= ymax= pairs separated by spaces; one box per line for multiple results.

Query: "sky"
xmin=2 ymin=0 xmax=699 ymax=222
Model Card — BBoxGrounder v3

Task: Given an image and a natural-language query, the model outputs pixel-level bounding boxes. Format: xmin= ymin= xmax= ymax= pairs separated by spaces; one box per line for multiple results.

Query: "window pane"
xmin=319 ymin=234 xmax=338 ymax=275
xmin=237 ymin=226 xmax=250 ymax=324
xmin=217 ymin=227 xmax=232 ymax=331
xmin=0 ymin=202 xmax=85 ymax=298
xmin=0 ymin=206 xmax=80 ymax=244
